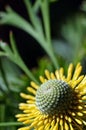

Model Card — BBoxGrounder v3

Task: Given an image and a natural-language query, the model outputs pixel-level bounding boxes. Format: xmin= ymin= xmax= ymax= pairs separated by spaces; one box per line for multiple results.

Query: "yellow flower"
xmin=16 ymin=63 xmax=86 ymax=130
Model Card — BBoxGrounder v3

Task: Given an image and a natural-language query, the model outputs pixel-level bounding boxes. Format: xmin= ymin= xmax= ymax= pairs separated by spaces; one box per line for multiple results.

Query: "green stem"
xmin=39 ymin=0 xmax=59 ymax=68
xmin=41 ymin=0 xmax=51 ymax=44
xmin=24 ymin=0 xmax=44 ymax=39
xmin=47 ymin=46 xmax=59 ymax=69
xmin=0 ymin=122 xmax=22 ymax=127
xmin=35 ymin=34 xmax=59 ymax=69
xmin=33 ymin=0 xmax=41 ymax=12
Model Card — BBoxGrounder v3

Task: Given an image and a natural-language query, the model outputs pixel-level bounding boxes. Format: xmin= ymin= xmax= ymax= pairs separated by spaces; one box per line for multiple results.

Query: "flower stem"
xmin=40 ymin=0 xmax=59 ymax=68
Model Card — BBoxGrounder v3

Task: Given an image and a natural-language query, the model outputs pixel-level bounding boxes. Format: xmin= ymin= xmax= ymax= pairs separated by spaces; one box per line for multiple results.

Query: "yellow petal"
xmin=30 ymin=81 xmax=39 ymax=89
xmin=50 ymin=72 xmax=56 ymax=79
xmin=67 ymin=63 xmax=73 ymax=81
xmin=45 ymin=70 xmax=51 ymax=79
xmin=27 ymin=87 xmax=36 ymax=95
xmin=55 ymin=70 xmax=60 ymax=80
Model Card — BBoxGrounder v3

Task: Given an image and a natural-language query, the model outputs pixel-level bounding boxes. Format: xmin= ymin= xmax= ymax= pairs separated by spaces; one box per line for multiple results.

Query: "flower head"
xmin=16 ymin=63 xmax=86 ymax=130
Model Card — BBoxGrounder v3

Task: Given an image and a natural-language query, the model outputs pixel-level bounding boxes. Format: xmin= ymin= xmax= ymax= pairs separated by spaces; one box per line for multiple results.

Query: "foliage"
xmin=0 ymin=0 xmax=86 ymax=129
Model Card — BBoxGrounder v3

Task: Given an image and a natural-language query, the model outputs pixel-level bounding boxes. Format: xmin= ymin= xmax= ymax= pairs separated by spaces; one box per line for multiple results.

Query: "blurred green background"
xmin=0 ymin=0 xmax=86 ymax=129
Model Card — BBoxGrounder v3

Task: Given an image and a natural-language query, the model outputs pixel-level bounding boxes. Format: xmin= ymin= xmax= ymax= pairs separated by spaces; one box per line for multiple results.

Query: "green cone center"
xmin=36 ymin=79 xmax=73 ymax=115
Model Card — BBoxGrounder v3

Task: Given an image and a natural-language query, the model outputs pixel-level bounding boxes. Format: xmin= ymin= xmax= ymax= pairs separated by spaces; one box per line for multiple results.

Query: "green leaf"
xmin=0 ymin=2 xmax=59 ymax=69
xmin=41 ymin=0 xmax=51 ymax=43
xmin=0 ymin=7 xmax=37 ymax=39
xmin=53 ymin=40 xmax=73 ymax=61
xmin=0 ymin=40 xmax=38 ymax=83
xmin=0 ymin=57 xmax=26 ymax=92
xmin=81 ymin=1 xmax=86 ymax=11
xmin=0 ymin=41 xmax=13 ymax=55
xmin=33 ymin=0 xmax=41 ymax=12
xmin=9 ymin=31 xmax=19 ymax=55
xmin=0 ymin=104 xmax=5 ymax=122
xmin=0 ymin=122 xmax=22 ymax=127
xmin=0 ymin=52 xmax=7 ymax=56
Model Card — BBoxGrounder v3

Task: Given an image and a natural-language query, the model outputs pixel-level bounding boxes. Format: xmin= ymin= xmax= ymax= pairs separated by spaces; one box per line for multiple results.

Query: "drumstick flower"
xmin=16 ymin=63 xmax=86 ymax=130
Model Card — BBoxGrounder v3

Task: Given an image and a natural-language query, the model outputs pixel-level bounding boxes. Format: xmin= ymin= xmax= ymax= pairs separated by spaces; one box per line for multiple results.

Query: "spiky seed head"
xmin=36 ymin=79 xmax=73 ymax=115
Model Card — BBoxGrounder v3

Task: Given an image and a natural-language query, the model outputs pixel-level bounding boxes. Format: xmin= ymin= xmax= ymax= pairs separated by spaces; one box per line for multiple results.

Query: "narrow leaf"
xmin=9 ymin=31 xmax=19 ymax=55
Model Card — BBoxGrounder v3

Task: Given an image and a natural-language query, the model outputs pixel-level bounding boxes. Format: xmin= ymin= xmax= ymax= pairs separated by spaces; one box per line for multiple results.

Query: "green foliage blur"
xmin=0 ymin=0 xmax=86 ymax=129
